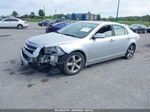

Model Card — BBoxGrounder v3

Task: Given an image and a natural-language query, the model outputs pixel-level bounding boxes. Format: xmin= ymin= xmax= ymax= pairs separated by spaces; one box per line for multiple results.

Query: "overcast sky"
xmin=0 ymin=0 xmax=150 ymax=17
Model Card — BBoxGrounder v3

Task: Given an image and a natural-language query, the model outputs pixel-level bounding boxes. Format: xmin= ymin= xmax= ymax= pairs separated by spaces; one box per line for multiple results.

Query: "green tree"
xmin=30 ymin=12 xmax=35 ymax=18
xmin=12 ymin=11 xmax=18 ymax=17
xmin=38 ymin=9 xmax=45 ymax=18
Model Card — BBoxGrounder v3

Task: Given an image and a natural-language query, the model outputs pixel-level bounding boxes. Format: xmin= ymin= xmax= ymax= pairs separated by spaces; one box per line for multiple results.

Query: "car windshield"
xmin=141 ymin=25 xmax=147 ymax=28
xmin=57 ymin=22 xmax=98 ymax=38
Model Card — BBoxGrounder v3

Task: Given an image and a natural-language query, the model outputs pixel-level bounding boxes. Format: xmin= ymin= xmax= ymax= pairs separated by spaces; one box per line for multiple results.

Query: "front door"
xmin=88 ymin=25 xmax=117 ymax=64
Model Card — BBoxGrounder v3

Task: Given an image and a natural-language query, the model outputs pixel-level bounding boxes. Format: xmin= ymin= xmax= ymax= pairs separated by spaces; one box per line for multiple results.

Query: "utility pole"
xmin=43 ymin=0 xmax=46 ymax=17
xmin=116 ymin=0 xmax=120 ymax=22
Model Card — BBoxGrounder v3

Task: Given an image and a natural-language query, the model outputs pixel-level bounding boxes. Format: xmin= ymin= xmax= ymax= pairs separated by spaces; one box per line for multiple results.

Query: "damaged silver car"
xmin=21 ymin=21 xmax=140 ymax=75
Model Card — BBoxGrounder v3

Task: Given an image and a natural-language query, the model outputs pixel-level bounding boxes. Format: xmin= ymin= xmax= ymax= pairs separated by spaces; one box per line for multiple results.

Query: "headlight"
xmin=44 ymin=46 xmax=65 ymax=56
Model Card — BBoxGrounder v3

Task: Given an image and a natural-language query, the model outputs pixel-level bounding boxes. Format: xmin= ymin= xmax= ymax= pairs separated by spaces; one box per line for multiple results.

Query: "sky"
xmin=0 ymin=0 xmax=150 ymax=17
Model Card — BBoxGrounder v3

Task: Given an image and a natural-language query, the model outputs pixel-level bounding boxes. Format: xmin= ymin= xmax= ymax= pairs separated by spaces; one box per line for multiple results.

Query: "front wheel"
xmin=125 ymin=44 xmax=136 ymax=59
xmin=62 ymin=52 xmax=85 ymax=75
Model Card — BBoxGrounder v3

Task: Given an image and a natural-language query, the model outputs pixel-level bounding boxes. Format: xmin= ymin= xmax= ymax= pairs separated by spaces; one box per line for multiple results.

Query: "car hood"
xmin=28 ymin=32 xmax=80 ymax=47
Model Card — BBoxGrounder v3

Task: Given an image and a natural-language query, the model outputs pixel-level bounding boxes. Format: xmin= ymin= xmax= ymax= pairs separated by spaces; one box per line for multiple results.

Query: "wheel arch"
xmin=17 ymin=24 xmax=23 ymax=27
xmin=70 ymin=50 xmax=87 ymax=66
xmin=130 ymin=43 xmax=136 ymax=50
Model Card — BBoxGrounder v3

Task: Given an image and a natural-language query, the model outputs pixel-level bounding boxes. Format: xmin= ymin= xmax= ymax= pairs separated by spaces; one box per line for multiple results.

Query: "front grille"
xmin=25 ymin=43 xmax=36 ymax=50
xmin=22 ymin=50 xmax=30 ymax=61
xmin=24 ymin=42 xmax=37 ymax=54
xmin=24 ymin=47 xmax=34 ymax=54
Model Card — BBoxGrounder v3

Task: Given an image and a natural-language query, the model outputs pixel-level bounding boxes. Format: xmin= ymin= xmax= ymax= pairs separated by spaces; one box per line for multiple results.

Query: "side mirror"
xmin=93 ymin=33 xmax=105 ymax=39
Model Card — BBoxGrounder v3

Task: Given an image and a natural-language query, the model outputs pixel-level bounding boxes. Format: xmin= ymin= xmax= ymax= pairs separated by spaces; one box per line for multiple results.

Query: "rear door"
xmin=111 ymin=25 xmax=129 ymax=53
xmin=9 ymin=19 xmax=19 ymax=27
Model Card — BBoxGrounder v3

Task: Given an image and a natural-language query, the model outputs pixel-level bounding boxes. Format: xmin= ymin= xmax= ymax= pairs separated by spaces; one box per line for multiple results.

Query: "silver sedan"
xmin=21 ymin=21 xmax=140 ymax=75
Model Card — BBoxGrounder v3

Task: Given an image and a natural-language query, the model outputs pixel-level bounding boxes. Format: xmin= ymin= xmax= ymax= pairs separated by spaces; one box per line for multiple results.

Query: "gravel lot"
xmin=0 ymin=22 xmax=150 ymax=109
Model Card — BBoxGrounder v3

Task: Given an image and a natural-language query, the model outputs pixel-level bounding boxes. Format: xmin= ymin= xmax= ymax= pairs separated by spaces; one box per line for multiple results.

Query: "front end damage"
xmin=21 ymin=41 xmax=67 ymax=71
xmin=36 ymin=47 xmax=67 ymax=66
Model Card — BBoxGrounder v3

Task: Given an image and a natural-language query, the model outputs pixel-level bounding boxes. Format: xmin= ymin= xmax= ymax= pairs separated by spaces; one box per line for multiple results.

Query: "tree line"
xmin=12 ymin=10 xmax=64 ymax=19
xmin=12 ymin=9 xmax=45 ymax=18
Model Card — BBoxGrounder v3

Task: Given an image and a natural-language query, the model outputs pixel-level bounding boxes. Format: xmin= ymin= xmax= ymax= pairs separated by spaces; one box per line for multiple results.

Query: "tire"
xmin=135 ymin=30 xmax=138 ymax=33
xmin=125 ymin=44 xmax=136 ymax=59
xmin=17 ymin=24 xmax=23 ymax=29
xmin=61 ymin=52 xmax=85 ymax=75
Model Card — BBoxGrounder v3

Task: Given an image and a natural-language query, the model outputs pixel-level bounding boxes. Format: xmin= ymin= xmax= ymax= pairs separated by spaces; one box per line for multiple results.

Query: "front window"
xmin=96 ymin=25 xmax=113 ymax=37
xmin=58 ymin=22 xmax=98 ymax=38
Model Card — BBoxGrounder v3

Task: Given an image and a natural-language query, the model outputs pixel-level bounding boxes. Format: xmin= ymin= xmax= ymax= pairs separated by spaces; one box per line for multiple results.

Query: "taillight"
xmin=25 ymin=21 xmax=28 ymax=24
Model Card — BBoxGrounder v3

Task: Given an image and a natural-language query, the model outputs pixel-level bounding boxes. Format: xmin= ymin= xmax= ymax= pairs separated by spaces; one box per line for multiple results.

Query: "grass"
xmin=22 ymin=18 xmax=44 ymax=22
xmin=22 ymin=17 xmax=51 ymax=22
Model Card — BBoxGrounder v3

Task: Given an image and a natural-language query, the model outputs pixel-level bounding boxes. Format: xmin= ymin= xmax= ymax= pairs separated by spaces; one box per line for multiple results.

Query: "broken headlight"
xmin=43 ymin=46 xmax=65 ymax=64
xmin=44 ymin=46 xmax=65 ymax=56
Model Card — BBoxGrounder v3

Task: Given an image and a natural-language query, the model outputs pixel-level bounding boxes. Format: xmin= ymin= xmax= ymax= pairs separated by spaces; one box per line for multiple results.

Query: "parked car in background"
xmin=55 ymin=18 xmax=66 ymax=22
xmin=147 ymin=26 xmax=150 ymax=33
xmin=123 ymin=24 xmax=129 ymax=27
xmin=38 ymin=18 xmax=66 ymax=27
xmin=129 ymin=24 xmax=147 ymax=34
xmin=46 ymin=21 xmax=76 ymax=33
xmin=21 ymin=21 xmax=140 ymax=75
xmin=38 ymin=19 xmax=52 ymax=26
xmin=0 ymin=17 xmax=28 ymax=29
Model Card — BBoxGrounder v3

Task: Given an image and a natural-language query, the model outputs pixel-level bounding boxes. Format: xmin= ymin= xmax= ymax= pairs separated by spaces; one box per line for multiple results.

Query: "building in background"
xmin=65 ymin=12 xmax=100 ymax=21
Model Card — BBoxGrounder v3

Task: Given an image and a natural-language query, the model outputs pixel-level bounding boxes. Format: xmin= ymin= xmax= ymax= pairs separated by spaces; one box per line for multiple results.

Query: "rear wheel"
xmin=125 ymin=44 xmax=136 ymax=59
xmin=62 ymin=52 xmax=85 ymax=75
xmin=17 ymin=24 xmax=23 ymax=29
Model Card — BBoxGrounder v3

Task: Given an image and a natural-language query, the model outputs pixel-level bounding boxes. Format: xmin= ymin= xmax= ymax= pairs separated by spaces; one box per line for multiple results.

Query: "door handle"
xmin=109 ymin=39 xmax=114 ymax=42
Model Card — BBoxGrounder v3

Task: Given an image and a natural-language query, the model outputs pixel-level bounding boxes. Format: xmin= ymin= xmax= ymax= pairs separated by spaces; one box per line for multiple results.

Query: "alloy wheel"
xmin=126 ymin=44 xmax=135 ymax=59
xmin=66 ymin=54 xmax=83 ymax=73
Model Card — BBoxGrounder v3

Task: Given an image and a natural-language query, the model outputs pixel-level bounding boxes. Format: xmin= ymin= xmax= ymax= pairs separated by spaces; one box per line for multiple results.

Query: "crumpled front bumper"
xmin=20 ymin=47 xmax=67 ymax=67
xmin=20 ymin=48 xmax=35 ymax=66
